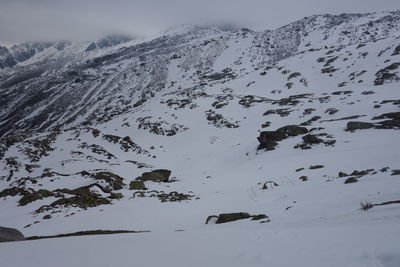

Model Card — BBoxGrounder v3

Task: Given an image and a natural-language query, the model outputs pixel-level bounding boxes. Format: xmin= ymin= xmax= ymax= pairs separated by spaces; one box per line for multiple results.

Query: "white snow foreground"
xmin=1 ymin=10 xmax=400 ymax=267
xmin=1 ymin=218 xmax=400 ymax=267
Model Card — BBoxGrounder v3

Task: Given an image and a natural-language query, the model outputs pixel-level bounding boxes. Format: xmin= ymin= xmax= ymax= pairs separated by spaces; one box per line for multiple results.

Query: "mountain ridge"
xmin=0 ymin=10 xmax=400 ymax=267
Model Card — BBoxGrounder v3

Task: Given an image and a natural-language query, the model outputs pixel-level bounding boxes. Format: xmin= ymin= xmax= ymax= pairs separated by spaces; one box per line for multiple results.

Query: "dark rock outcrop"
xmin=129 ymin=180 xmax=147 ymax=190
xmin=257 ymin=125 xmax=308 ymax=150
xmin=93 ymin=172 xmax=125 ymax=190
xmin=346 ymin=121 xmax=374 ymax=131
xmin=344 ymin=177 xmax=358 ymax=184
xmin=137 ymin=169 xmax=171 ymax=182
xmin=206 ymin=212 xmax=269 ymax=224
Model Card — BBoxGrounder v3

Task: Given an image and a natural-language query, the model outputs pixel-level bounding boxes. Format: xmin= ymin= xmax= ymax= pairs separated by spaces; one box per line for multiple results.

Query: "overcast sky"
xmin=1 ymin=0 xmax=399 ymax=46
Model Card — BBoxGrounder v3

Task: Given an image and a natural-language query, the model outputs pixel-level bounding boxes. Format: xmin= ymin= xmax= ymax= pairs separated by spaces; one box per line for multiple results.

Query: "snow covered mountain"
xmin=0 ymin=10 xmax=400 ymax=267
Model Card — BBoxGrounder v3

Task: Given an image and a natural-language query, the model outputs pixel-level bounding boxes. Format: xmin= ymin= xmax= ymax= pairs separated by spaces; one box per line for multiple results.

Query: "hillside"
xmin=0 ymin=10 xmax=400 ymax=267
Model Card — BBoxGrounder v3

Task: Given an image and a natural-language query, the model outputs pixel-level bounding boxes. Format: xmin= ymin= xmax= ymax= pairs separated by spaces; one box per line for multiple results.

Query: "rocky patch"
xmin=132 ymin=190 xmax=196 ymax=202
xmin=205 ymin=110 xmax=239 ymax=128
xmin=294 ymin=134 xmax=336 ymax=149
xmin=239 ymin=95 xmax=270 ymax=108
xmin=137 ymin=116 xmax=188 ymax=136
xmin=36 ymin=183 xmax=113 ymax=213
xmin=136 ymin=169 xmax=172 ymax=183
xmin=205 ymin=212 xmax=269 ymax=224
xmin=374 ymin=62 xmax=400 ymax=85
xmin=257 ymin=125 xmax=308 ymax=150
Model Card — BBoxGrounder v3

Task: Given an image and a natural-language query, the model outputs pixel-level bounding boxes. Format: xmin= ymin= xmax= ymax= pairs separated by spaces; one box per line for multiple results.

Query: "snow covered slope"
xmin=0 ymin=10 xmax=400 ymax=267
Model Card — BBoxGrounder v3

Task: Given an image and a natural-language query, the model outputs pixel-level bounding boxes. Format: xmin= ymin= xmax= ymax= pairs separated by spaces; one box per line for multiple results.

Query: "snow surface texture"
xmin=1 ymin=10 xmax=400 ymax=267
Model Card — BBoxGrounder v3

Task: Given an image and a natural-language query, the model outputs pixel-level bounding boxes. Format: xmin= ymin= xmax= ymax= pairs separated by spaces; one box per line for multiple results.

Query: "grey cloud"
xmin=0 ymin=0 xmax=399 ymax=46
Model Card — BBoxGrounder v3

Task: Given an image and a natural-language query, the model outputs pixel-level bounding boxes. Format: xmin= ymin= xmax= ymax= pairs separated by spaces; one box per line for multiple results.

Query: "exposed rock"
xmin=300 ymin=116 xmax=321 ymax=126
xmin=202 ymin=68 xmax=236 ymax=81
xmin=309 ymin=165 xmax=324 ymax=169
xmin=0 ymin=187 xmax=30 ymax=198
xmin=258 ymin=125 xmax=308 ymax=150
xmin=338 ymin=172 xmax=348 ymax=177
xmin=325 ymin=108 xmax=339 ymax=115
xmin=19 ymin=189 xmax=55 ymax=206
xmin=250 ymin=214 xmax=269 ymax=221
xmin=238 ymin=95 xmax=269 ymax=108
xmin=391 ymin=169 xmax=400 ymax=176
xmin=205 ymin=110 xmax=239 ymax=128
xmin=301 ymin=134 xmax=323 ymax=144
xmin=110 ymin=193 xmax=123 ymax=199
xmin=0 ymin=226 xmax=25 ymax=242
xmin=79 ymin=143 xmax=116 ymax=159
xmin=320 ymin=115 xmax=365 ymax=123
xmin=216 ymin=212 xmax=251 ymax=224
xmin=374 ymin=63 xmax=400 ymax=85
xmin=36 ymin=184 xmax=112 ymax=213
xmin=372 ymin=112 xmax=400 ymax=129
xmin=272 ymin=94 xmax=311 ymax=106
xmin=380 ymin=167 xmax=390 ymax=172
xmin=294 ymin=133 xmax=336 ymax=149
xmin=346 ymin=121 xmax=374 ymax=131
xmin=93 ymin=171 xmax=125 ymax=190
xmin=261 ymin=122 xmax=271 ymax=128
xmin=263 ymin=108 xmax=292 ymax=117
xmin=206 ymin=212 xmax=269 ymax=224
xmin=303 ymin=108 xmax=316 ymax=116
xmin=132 ymin=190 xmax=196 ymax=202
xmin=332 ymin=90 xmax=353 ymax=95
xmin=299 ymin=176 xmax=308 ymax=181
xmin=373 ymin=112 xmax=400 ymax=120
xmin=262 ymin=181 xmax=279 ymax=189
xmin=137 ymin=116 xmax=188 ymax=136
xmin=392 ymin=44 xmax=400 ymax=56
xmin=205 ymin=215 xmax=219 ymax=224
xmin=138 ymin=169 xmax=171 ymax=182
xmin=350 ymin=169 xmax=373 ymax=177
xmin=129 ymin=180 xmax=147 ymax=190
xmin=344 ymin=177 xmax=358 ymax=184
